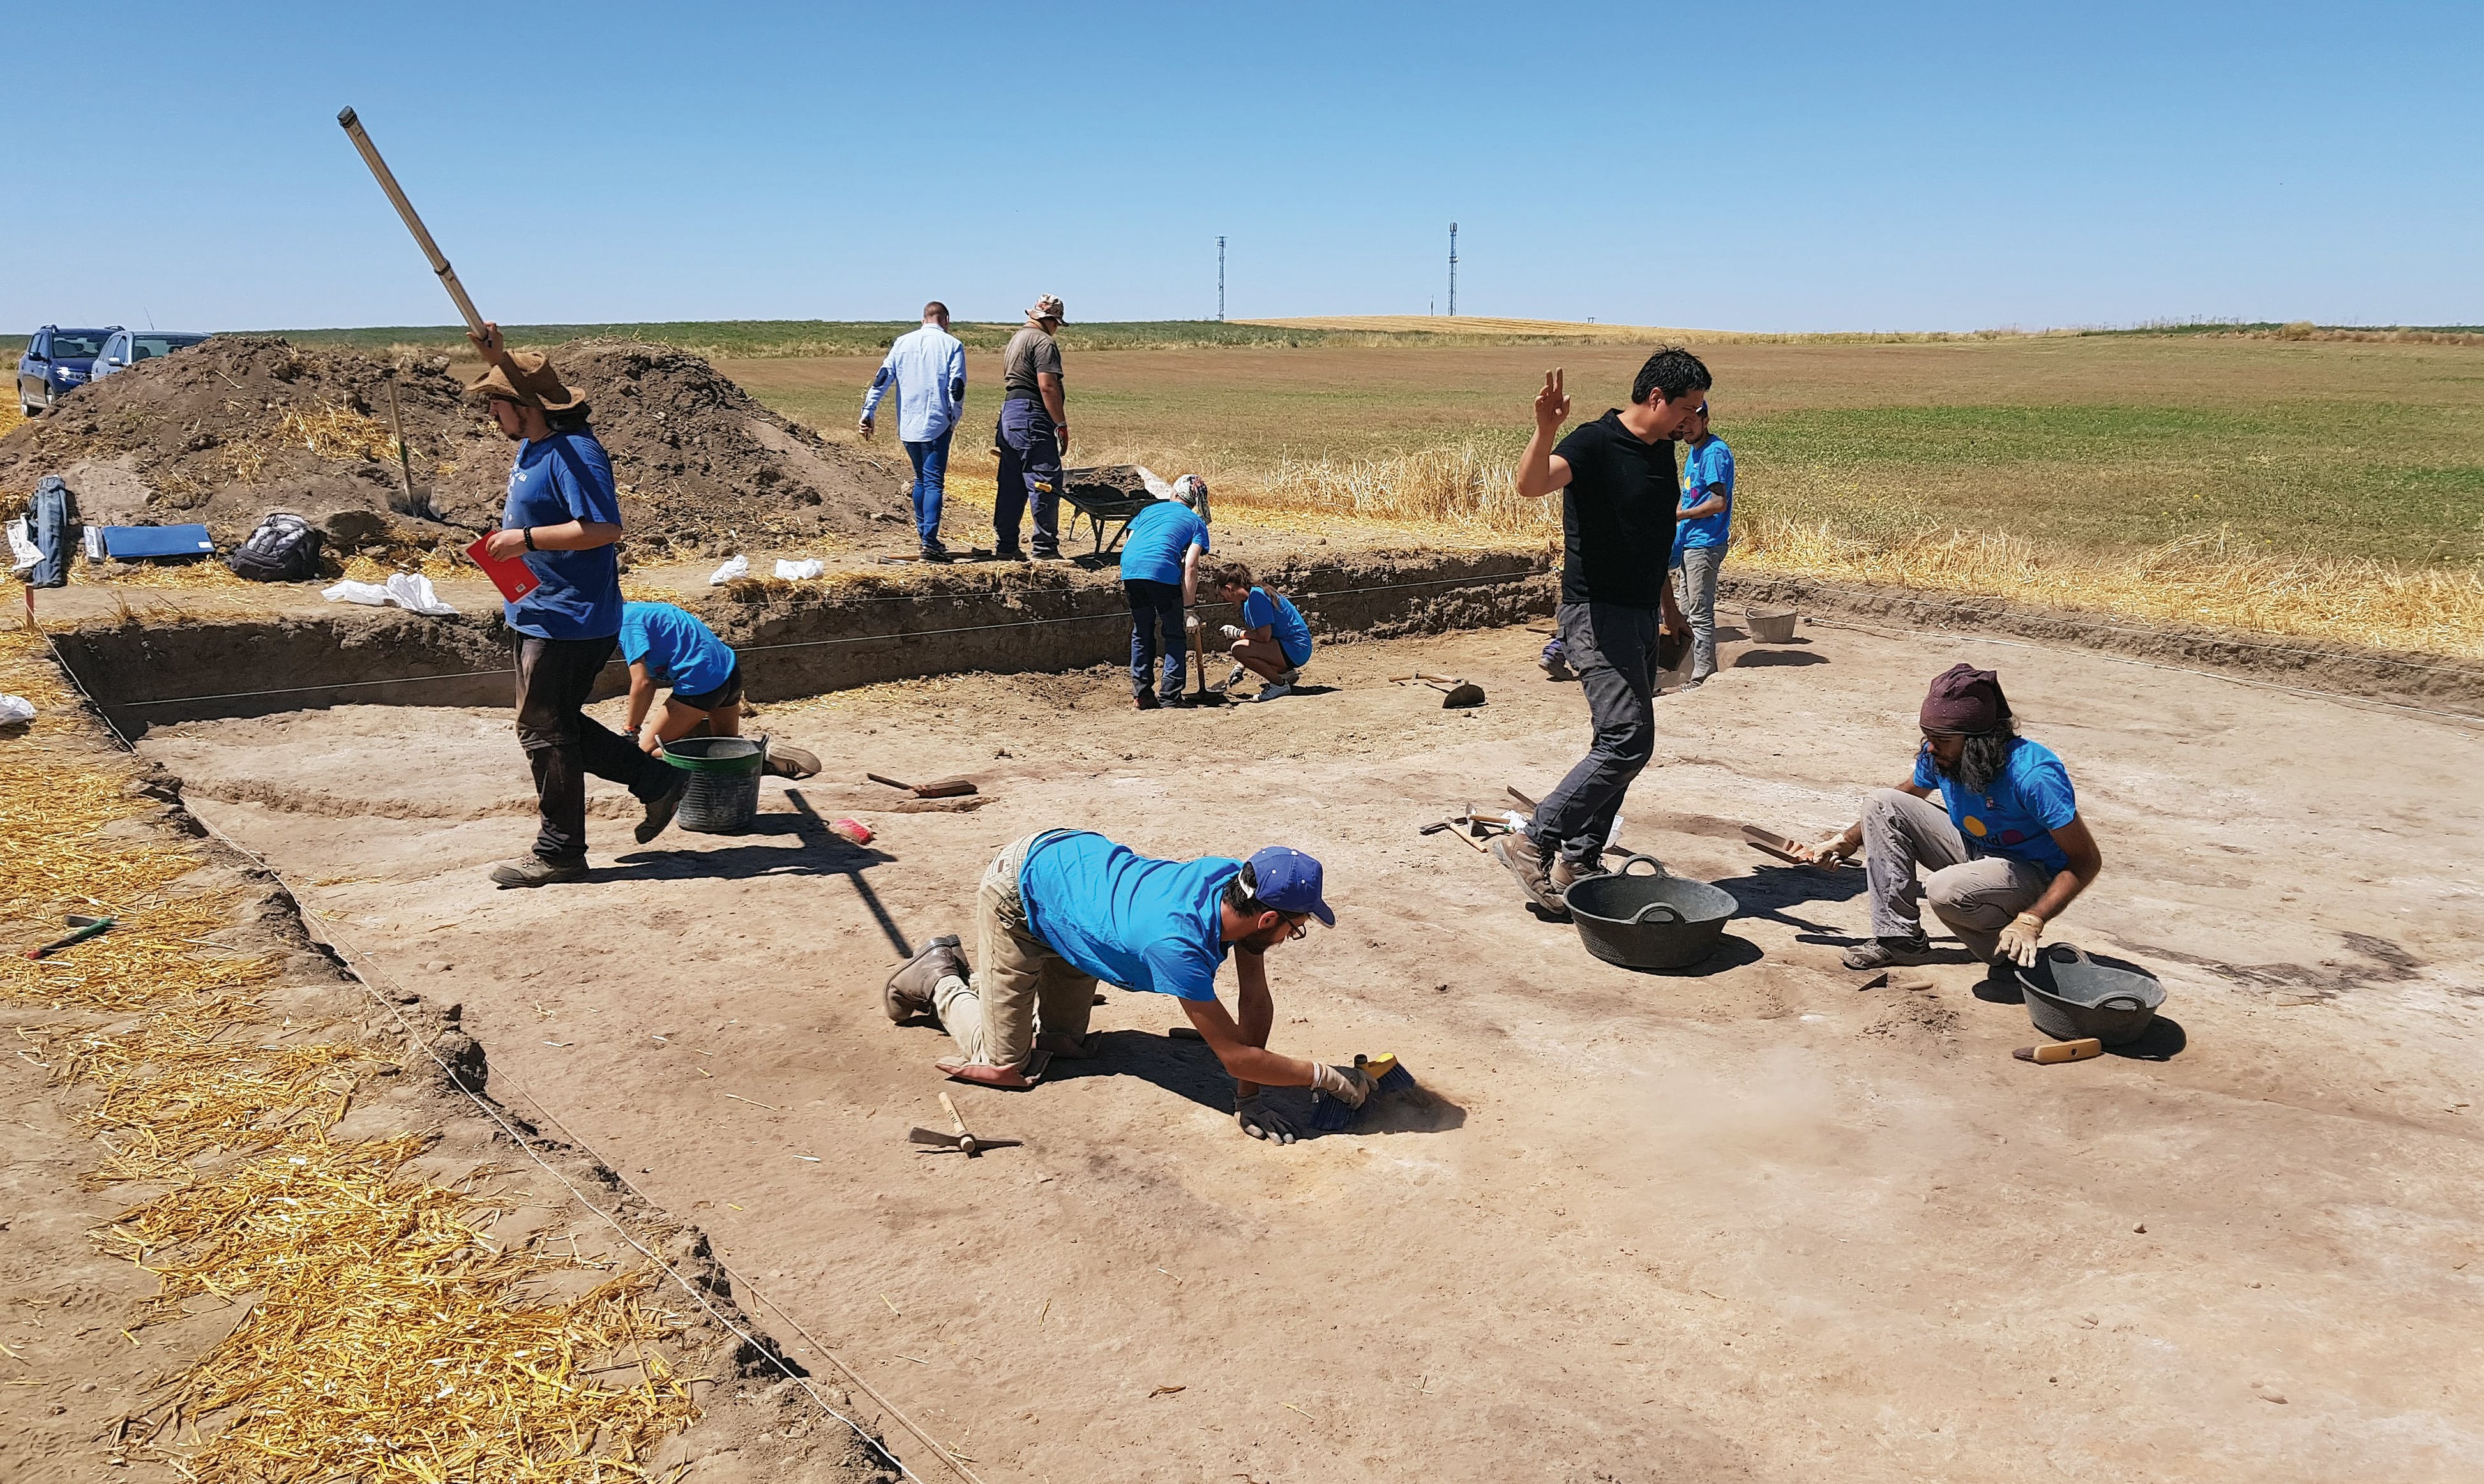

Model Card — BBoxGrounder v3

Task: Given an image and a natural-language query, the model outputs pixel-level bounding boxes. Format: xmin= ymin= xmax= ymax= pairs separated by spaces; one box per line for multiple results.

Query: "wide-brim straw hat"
xmin=467 ymin=350 xmax=587 ymax=413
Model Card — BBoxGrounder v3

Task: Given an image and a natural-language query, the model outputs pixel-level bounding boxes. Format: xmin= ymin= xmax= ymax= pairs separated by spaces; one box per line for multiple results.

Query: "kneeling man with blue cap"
xmin=885 ymin=830 xmax=1374 ymax=1142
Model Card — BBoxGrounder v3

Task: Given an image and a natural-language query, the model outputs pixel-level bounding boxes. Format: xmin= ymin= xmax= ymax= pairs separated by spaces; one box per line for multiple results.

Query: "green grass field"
xmin=726 ymin=335 xmax=2484 ymax=568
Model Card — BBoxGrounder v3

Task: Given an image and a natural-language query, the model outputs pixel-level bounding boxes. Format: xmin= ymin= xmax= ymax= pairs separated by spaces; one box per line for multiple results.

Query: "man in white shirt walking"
xmin=860 ymin=302 xmax=969 ymax=560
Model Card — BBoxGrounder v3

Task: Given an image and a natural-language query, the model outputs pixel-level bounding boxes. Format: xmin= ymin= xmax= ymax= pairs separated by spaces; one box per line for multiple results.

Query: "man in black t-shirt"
xmin=1496 ymin=350 xmax=1712 ymax=918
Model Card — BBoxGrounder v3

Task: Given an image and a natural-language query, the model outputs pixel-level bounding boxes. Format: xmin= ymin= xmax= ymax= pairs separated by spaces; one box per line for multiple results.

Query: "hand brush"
xmin=1310 ymin=1053 xmax=1416 ymax=1132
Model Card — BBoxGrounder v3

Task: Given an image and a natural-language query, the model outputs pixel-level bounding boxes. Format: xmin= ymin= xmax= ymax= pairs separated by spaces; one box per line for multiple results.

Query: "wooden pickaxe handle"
xmin=337 ymin=107 xmax=488 ymax=336
xmin=939 ymin=1091 xmax=978 ymax=1156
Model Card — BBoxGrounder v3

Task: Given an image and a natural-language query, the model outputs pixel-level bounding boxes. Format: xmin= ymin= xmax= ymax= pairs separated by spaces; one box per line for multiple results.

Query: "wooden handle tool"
xmin=2014 ymin=1038 xmax=2104 ymax=1064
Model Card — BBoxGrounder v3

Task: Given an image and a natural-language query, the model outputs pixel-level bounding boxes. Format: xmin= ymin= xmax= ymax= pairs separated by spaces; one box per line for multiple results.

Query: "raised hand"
xmin=1533 ymin=368 xmax=1570 ymax=432
xmin=467 ymin=320 xmax=508 ymax=363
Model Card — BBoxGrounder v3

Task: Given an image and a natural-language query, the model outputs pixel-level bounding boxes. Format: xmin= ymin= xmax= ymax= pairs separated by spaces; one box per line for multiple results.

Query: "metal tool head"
xmin=906 ymin=1127 xmax=1022 ymax=1156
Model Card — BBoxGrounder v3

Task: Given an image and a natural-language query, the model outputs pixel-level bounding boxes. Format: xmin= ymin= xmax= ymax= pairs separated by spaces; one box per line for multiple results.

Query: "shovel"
xmin=380 ymin=375 xmax=436 ymax=521
xmin=908 ymin=1091 xmax=1021 ymax=1157
xmin=1393 ymin=671 xmax=1486 ymax=708
xmin=867 ymin=772 xmax=979 ymax=799
xmin=1742 ymin=823 xmax=1858 ymax=869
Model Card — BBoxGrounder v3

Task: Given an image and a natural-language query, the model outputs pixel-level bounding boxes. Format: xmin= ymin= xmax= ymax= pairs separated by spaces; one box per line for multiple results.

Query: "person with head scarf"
xmin=1793 ymin=664 xmax=2104 ymax=972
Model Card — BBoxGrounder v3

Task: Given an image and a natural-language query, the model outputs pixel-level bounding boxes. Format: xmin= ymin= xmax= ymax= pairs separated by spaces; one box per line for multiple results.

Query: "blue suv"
xmin=89 ymin=329 xmax=212 ymax=385
xmin=17 ymin=325 xmax=122 ymax=417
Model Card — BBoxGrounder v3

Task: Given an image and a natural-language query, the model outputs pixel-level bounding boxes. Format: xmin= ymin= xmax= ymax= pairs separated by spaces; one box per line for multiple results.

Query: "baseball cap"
xmin=1244 ymin=846 xmax=1335 ymax=927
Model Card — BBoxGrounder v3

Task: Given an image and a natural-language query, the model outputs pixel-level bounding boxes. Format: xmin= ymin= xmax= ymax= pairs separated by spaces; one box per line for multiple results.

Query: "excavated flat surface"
xmin=141 ymin=618 xmax=2484 ymax=1483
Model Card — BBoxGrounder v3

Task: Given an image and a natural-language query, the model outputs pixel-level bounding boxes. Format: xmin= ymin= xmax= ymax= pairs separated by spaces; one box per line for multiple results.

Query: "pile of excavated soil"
xmin=0 ymin=334 xmax=902 ymax=556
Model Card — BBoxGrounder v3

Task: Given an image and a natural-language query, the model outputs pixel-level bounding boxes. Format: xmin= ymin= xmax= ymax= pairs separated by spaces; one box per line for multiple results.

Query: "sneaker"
xmin=921 ymin=546 xmax=954 ymax=564
xmin=1491 ymin=831 xmax=1569 ymax=918
xmin=994 ymin=546 xmax=1028 ymax=562
xmin=1538 ymin=652 xmax=1574 ymax=681
xmin=490 ymin=854 xmax=587 ymax=889
xmin=762 ymin=739 xmax=820 ymax=779
xmin=1253 ymin=682 xmax=1293 ymax=703
xmin=1842 ymin=933 xmax=1933 ymax=971
xmin=885 ymin=934 xmax=965 ymax=1023
xmin=1134 ymin=691 xmax=1161 ymax=711
xmin=635 ymin=770 xmax=693 ymax=844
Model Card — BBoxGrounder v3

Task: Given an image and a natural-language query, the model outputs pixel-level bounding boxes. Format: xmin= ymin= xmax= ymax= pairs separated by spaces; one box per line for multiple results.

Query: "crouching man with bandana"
xmin=882 ymin=831 xmax=1374 ymax=1142
xmin=1795 ymin=664 xmax=2104 ymax=973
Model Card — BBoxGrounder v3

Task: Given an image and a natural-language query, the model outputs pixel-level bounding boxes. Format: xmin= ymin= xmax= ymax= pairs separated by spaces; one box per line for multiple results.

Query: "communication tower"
xmin=1448 ymin=222 xmax=1459 ymax=317
xmin=1217 ymin=236 xmax=1226 ymax=322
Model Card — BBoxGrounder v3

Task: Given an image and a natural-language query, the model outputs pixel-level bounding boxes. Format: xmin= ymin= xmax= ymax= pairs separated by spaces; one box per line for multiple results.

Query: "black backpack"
xmin=225 ymin=512 xmax=324 ymax=581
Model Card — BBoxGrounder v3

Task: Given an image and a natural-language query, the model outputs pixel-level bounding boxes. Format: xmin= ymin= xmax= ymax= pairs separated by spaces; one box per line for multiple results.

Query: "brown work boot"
xmin=1491 ymin=831 xmax=1570 ymax=919
xmin=1551 ymin=853 xmax=1610 ymax=896
xmin=885 ymin=934 xmax=965 ymax=1023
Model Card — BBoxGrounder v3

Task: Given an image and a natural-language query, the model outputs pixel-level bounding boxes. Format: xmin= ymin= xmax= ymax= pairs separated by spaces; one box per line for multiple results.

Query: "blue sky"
xmin=10 ymin=1 xmax=2476 ymax=333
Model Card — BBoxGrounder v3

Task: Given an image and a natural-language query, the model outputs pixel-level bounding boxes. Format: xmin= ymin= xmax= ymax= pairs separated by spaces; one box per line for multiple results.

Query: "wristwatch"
xmin=522 ymin=527 xmax=537 ymax=551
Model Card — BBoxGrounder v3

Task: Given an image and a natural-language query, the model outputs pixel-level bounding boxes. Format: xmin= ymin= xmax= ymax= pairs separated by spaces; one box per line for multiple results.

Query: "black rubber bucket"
xmin=2015 ymin=943 xmax=2165 ymax=1046
xmin=662 ymin=736 xmax=767 ymax=835
xmin=1560 ymin=855 xmax=1738 ymax=970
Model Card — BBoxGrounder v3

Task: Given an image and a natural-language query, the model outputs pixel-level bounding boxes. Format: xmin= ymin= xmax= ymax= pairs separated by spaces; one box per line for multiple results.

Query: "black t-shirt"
xmin=1555 ymin=409 xmax=1678 ymax=607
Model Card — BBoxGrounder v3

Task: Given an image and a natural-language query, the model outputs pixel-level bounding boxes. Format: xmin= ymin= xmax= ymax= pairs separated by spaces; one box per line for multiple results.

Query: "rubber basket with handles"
xmin=661 ymin=736 xmax=767 ymax=834
xmin=1744 ymin=606 xmax=1798 ymax=643
xmin=1559 ymin=855 xmax=1737 ymax=970
xmin=2014 ymin=943 xmax=2165 ymax=1046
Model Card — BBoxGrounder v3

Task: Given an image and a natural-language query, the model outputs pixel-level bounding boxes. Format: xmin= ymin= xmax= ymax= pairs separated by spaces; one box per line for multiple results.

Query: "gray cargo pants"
xmin=1861 ymin=788 xmax=2052 ymax=963
xmin=1673 ymin=544 xmax=1722 ymax=682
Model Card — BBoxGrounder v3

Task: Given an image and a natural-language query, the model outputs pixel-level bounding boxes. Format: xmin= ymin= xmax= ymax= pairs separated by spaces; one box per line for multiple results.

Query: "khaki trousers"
xmin=933 ymin=833 xmax=1100 ymax=1070
xmin=1861 ymin=788 xmax=2053 ymax=962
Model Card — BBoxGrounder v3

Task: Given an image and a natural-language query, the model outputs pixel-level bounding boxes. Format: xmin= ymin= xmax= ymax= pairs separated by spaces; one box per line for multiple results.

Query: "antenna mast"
xmin=1448 ymin=222 xmax=1459 ymax=317
xmin=1217 ymin=236 xmax=1226 ymax=322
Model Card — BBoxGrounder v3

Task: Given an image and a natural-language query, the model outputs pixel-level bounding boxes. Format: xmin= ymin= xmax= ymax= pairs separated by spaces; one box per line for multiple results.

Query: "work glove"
xmin=1235 ymin=1094 xmax=1302 ymax=1144
xmin=1309 ymin=1060 xmax=1374 ymax=1109
xmin=1996 ymin=912 xmax=2046 ymax=968
xmin=1220 ymin=624 xmax=1244 ymax=641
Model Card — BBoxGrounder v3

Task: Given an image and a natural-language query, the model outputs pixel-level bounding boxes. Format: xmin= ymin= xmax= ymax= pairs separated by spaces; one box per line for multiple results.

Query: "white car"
xmin=88 ymin=329 xmax=212 ymax=383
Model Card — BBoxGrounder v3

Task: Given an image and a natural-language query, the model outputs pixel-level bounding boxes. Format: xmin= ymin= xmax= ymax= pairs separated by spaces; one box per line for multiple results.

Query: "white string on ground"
xmin=33 ymin=626 xmax=982 ymax=1484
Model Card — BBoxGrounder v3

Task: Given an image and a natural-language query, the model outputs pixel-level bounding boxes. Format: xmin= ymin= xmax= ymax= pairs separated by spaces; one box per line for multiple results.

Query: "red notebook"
xmin=467 ymin=534 xmax=542 ymax=603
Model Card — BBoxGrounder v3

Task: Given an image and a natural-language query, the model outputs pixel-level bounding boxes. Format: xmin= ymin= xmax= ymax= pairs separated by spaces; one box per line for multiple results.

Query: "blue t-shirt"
xmin=1019 ymin=830 xmax=1239 ymax=1001
xmin=1911 ymin=737 xmax=2078 ymax=872
xmin=619 ymin=601 xmax=737 ymax=698
xmin=1118 ymin=500 xmax=1210 ymax=585
xmin=1674 ymin=437 xmax=1735 ymax=555
xmin=1242 ymin=587 xmax=1313 ymax=667
xmin=501 ymin=431 xmax=624 ymax=640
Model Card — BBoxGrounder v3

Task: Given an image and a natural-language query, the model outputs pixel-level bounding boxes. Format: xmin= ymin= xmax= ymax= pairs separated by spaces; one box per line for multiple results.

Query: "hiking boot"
xmin=886 ymin=934 xmax=965 ymax=1023
xmin=1539 ymin=651 xmax=1574 ymax=681
xmin=1491 ymin=831 xmax=1569 ymax=918
xmin=1134 ymin=691 xmax=1161 ymax=711
xmin=921 ymin=544 xmax=953 ymax=564
xmin=762 ymin=738 xmax=821 ymax=779
xmin=1551 ymin=853 xmax=1611 ymax=896
xmin=1842 ymin=933 xmax=1933 ymax=971
xmin=994 ymin=546 xmax=1028 ymax=562
xmin=634 ymin=770 xmax=693 ymax=844
xmin=490 ymin=853 xmax=587 ymax=889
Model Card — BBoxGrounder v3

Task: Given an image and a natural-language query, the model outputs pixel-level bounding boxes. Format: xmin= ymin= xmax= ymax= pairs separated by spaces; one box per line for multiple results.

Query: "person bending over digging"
xmin=1792 ymin=663 xmax=2104 ymax=973
xmin=1207 ymin=560 xmax=1313 ymax=701
xmin=617 ymin=600 xmax=820 ymax=779
xmin=882 ymin=830 xmax=1376 ymax=1143
xmin=1117 ymin=476 xmax=1212 ymax=709
xmin=1496 ymin=352 xmax=1708 ymax=920
xmin=469 ymin=323 xmax=691 ymax=888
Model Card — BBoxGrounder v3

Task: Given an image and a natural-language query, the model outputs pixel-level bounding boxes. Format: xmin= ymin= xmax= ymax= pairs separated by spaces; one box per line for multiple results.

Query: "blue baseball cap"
xmin=1245 ymin=846 xmax=1335 ymax=927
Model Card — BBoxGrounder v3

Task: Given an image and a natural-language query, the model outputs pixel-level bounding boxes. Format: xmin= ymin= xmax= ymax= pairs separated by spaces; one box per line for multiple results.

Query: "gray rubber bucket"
xmin=2015 ymin=943 xmax=2165 ymax=1046
xmin=1745 ymin=606 xmax=1798 ymax=643
xmin=662 ymin=736 xmax=767 ymax=834
xmin=1561 ymin=855 xmax=1738 ymax=970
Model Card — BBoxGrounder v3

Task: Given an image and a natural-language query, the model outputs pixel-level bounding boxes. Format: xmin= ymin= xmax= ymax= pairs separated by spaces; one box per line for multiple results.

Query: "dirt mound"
xmin=0 ymin=334 xmax=901 ymax=557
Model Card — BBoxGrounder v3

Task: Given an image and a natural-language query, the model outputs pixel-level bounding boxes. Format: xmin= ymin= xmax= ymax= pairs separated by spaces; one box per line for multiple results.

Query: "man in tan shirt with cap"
xmin=993 ymin=295 xmax=1069 ymax=560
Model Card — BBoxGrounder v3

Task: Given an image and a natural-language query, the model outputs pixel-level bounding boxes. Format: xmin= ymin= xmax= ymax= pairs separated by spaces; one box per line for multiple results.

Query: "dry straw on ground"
xmin=0 ymin=626 xmax=707 ymax=1481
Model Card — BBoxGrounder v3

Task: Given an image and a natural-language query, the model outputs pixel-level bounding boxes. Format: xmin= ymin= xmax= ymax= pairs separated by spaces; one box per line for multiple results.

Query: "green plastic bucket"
xmin=661 ymin=737 xmax=766 ymax=834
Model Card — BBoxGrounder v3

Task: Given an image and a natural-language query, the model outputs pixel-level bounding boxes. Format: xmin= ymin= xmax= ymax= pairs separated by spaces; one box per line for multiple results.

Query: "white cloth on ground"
xmin=707 ymin=554 xmax=750 ymax=585
xmin=319 ymin=573 xmax=458 ymax=616
xmin=774 ymin=558 xmax=824 ymax=580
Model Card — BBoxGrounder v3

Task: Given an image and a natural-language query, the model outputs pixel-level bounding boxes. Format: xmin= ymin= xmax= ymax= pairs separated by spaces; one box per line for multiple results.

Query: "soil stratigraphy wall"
xmin=1720 ymin=572 xmax=2484 ymax=716
xmin=56 ymin=548 xmax=1557 ymax=732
